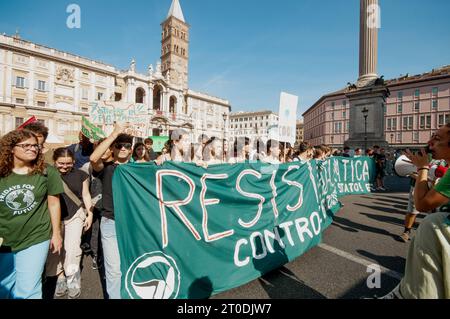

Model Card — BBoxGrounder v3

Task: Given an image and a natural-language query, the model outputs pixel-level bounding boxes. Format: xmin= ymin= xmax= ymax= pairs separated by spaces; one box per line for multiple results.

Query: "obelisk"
xmin=345 ymin=0 xmax=390 ymax=150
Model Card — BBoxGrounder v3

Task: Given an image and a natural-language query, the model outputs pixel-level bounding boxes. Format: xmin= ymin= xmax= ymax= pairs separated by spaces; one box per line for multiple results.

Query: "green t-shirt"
xmin=434 ymin=168 xmax=450 ymax=212
xmin=0 ymin=165 xmax=64 ymax=252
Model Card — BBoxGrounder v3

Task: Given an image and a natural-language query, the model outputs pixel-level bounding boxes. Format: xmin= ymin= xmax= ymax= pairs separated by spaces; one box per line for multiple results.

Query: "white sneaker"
xmin=54 ymin=277 xmax=67 ymax=297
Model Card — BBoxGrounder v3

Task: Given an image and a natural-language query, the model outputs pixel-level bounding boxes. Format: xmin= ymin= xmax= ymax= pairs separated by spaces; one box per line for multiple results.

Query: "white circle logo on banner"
xmin=125 ymin=251 xmax=181 ymax=299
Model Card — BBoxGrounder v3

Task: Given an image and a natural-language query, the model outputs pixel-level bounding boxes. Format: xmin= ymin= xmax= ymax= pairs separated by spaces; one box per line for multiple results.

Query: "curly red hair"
xmin=0 ymin=129 xmax=46 ymax=178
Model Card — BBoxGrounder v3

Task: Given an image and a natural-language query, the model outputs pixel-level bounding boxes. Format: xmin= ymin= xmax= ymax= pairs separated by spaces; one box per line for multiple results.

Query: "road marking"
xmin=317 ymin=243 xmax=403 ymax=280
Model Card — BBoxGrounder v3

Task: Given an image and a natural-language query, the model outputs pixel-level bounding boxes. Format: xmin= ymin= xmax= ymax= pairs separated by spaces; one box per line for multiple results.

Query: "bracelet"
xmin=417 ymin=167 xmax=429 ymax=172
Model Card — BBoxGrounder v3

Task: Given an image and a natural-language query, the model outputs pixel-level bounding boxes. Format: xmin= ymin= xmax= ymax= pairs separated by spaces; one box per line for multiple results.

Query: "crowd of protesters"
xmin=0 ymin=120 xmax=449 ymax=299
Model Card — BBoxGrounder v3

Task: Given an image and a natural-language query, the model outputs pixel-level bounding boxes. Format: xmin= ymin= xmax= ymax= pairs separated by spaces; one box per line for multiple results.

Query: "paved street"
xmin=45 ymin=175 xmax=418 ymax=299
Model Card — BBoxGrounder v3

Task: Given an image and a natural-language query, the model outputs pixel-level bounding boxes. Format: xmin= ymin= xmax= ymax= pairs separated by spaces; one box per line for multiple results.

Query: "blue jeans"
xmin=100 ymin=217 xmax=121 ymax=299
xmin=0 ymin=240 xmax=50 ymax=299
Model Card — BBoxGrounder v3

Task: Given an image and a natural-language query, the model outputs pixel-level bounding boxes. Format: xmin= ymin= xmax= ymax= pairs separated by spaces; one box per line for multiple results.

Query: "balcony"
xmin=148 ymin=109 xmax=192 ymax=124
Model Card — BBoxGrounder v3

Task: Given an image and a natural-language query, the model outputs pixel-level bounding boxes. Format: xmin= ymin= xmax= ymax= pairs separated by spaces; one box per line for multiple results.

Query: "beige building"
xmin=229 ymin=110 xmax=279 ymax=143
xmin=0 ymin=0 xmax=230 ymax=143
xmin=295 ymin=119 xmax=304 ymax=146
xmin=302 ymin=65 xmax=450 ymax=149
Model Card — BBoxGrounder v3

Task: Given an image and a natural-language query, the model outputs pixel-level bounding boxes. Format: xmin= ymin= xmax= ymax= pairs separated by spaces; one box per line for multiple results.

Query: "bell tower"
xmin=161 ymin=0 xmax=189 ymax=89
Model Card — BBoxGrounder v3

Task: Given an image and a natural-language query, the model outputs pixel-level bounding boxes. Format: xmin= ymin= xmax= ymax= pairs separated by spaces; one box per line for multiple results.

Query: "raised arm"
xmin=90 ymin=123 xmax=128 ymax=172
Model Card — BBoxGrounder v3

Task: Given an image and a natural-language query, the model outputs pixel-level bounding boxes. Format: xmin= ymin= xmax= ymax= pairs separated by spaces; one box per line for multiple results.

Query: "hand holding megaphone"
xmin=404 ymin=148 xmax=430 ymax=170
xmin=395 ymin=148 xmax=448 ymax=180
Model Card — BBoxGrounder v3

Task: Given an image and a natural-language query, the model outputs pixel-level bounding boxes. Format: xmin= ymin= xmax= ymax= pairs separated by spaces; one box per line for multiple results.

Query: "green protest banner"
xmin=81 ymin=116 xmax=106 ymax=141
xmin=113 ymin=157 xmax=375 ymax=299
xmin=149 ymin=136 xmax=169 ymax=152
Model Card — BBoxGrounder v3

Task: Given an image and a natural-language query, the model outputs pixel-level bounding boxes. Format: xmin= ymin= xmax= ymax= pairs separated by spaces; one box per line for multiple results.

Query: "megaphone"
xmin=394 ymin=154 xmax=449 ymax=179
xmin=394 ymin=155 xmax=416 ymax=177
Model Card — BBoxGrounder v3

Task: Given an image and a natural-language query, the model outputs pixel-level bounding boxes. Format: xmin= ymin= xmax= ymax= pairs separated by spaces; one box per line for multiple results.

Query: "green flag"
xmin=113 ymin=157 xmax=375 ymax=299
xmin=81 ymin=116 xmax=106 ymax=141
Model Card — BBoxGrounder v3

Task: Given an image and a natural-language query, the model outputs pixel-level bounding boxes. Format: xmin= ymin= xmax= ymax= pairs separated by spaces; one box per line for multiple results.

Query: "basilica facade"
xmin=0 ymin=0 xmax=231 ymax=144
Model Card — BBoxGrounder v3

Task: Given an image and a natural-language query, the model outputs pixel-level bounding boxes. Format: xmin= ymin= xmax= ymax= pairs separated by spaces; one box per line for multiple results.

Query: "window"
xmin=432 ymin=99 xmax=438 ymax=109
xmin=15 ymin=117 xmax=24 ymax=127
xmin=343 ymin=111 xmax=346 ymax=118
xmin=439 ymin=114 xmax=445 ymax=126
xmin=37 ymin=101 xmax=46 ymax=107
xmin=81 ymin=107 xmax=89 ymax=113
xmin=331 ymin=112 xmax=335 ymax=120
xmin=37 ymin=80 xmax=46 ymax=91
xmin=387 ymin=118 xmax=392 ymax=130
xmin=432 ymin=87 xmax=438 ymax=96
xmin=15 ymin=98 xmax=25 ymax=104
xmin=16 ymin=76 xmax=25 ymax=88
xmin=392 ymin=118 xmax=397 ymax=130
xmin=97 ymin=92 xmax=103 ymax=101
xmin=403 ymin=117 xmax=408 ymax=130
xmin=413 ymin=132 xmax=419 ymax=142
xmin=398 ymin=91 xmax=403 ymax=100
xmin=415 ymin=102 xmax=420 ymax=111
xmin=420 ymin=116 xmax=425 ymax=129
xmin=397 ymin=132 xmax=402 ymax=142
xmin=343 ymin=100 xmax=347 ymax=107
xmin=414 ymin=89 xmax=420 ymax=98
xmin=81 ymin=88 xmax=89 ymax=100
xmin=426 ymin=115 xmax=432 ymax=129
xmin=331 ymin=102 xmax=335 ymax=109
xmin=408 ymin=116 xmax=413 ymax=130
xmin=397 ymin=104 xmax=403 ymax=113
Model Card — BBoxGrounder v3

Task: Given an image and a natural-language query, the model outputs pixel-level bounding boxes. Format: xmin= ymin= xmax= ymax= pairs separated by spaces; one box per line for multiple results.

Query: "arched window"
xmin=169 ymin=96 xmax=177 ymax=113
xmin=135 ymin=87 xmax=145 ymax=104
xmin=153 ymin=86 xmax=162 ymax=111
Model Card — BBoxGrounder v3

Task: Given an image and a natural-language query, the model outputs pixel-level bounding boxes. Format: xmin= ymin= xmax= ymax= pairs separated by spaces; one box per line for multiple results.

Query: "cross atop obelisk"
xmin=357 ymin=0 xmax=379 ymax=87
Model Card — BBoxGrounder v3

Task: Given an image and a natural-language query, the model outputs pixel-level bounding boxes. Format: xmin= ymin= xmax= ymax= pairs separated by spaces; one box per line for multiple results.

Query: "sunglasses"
xmin=114 ymin=143 xmax=132 ymax=150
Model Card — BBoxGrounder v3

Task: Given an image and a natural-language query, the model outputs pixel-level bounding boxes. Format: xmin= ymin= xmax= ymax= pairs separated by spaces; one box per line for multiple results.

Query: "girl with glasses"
xmin=45 ymin=148 xmax=93 ymax=299
xmin=0 ymin=129 xmax=63 ymax=299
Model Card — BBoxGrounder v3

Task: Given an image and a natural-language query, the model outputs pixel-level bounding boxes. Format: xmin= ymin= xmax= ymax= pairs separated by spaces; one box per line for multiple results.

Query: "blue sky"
xmin=1 ymin=0 xmax=449 ymax=118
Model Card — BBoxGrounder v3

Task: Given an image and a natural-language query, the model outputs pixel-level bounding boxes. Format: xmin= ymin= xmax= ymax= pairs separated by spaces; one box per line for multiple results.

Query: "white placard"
xmin=278 ymin=92 xmax=298 ymax=145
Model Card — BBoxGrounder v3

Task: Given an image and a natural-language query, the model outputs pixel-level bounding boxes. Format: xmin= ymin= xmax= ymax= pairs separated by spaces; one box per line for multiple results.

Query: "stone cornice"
xmin=0 ymin=42 xmax=118 ymax=77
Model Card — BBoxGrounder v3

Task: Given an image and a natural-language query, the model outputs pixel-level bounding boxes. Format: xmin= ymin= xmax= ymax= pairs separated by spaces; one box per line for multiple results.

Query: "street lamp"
xmin=362 ymin=107 xmax=369 ymax=151
xmin=222 ymin=112 xmax=227 ymax=162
